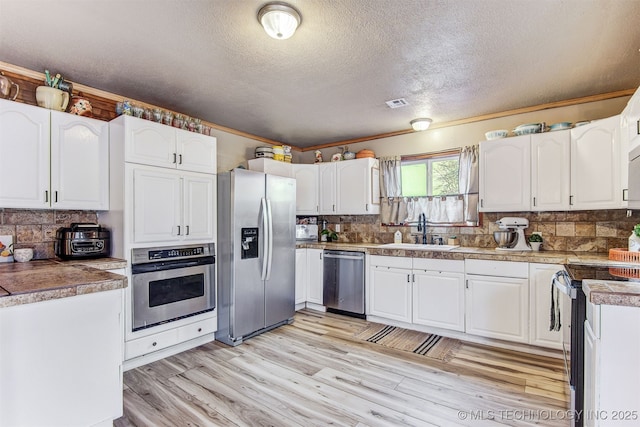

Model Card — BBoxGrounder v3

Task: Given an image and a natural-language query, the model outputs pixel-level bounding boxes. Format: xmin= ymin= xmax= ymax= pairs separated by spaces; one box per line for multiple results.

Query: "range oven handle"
xmin=552 ymin=270 xmax=576 ymax=299
xmin=131 ymin=256 xmax=215 ymax=274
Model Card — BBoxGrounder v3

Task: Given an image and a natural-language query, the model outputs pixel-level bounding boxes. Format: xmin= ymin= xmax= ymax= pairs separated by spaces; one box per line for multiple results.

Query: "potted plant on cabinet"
xmin=321 ymin=228 xmax=339 ymax=242
xmin=528 ymin=233 xmax=543 ymax=251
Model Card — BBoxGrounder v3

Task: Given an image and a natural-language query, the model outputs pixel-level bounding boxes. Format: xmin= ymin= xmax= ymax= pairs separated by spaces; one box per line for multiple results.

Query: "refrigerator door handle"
xmin=265 ymin=198 xmax=274 ymax=280
xmin=260 ymin=197 xmax=269 ymax=281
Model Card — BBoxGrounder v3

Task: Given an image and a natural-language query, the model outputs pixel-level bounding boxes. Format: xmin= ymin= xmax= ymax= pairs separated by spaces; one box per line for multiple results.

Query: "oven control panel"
xmin=131 ymin=243 xmax=215 ymax=265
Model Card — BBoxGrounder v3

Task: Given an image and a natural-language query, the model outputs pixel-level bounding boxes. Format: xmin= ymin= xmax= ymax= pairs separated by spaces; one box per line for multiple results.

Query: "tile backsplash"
xmin=320 ymin=209 xmax=640 ymax=253
xmin=0 ymin=209 xmax=98 ymax=259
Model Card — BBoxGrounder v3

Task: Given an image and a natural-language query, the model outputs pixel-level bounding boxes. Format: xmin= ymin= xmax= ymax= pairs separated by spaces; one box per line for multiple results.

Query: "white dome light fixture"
xmin=258 ymin=2 xmax=301 ymax=40
xmin=410 ymin=118 xmax=433 ymax=131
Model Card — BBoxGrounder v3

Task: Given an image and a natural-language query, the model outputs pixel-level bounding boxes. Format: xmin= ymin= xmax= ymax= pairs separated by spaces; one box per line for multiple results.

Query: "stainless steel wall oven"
xmin=131 ymin=243 xmax=215 ymax=331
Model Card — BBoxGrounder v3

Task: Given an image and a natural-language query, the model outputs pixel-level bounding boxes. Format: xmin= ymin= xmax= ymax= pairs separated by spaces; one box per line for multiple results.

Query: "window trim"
xmin=400 ymin=150 xmax=461 ymax=197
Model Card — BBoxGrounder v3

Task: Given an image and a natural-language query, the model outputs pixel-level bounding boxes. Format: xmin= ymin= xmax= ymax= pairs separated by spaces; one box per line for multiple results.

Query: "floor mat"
xmin=354 ymin=322 xmax=461 ymax=361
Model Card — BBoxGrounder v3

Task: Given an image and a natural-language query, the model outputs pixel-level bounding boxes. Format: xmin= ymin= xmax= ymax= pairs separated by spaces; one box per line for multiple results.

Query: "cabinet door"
xmin=50 ymin=112 xmax=109 ymax=210
xmin=369 ymin=265 xmax=412 ymax=323
xmin=0 ymin=100 xmax=50 ymax=208
xmin=0 ymin=289 xmax=122 ymax=427
xmin=132 ymin=167 xmax=181 ymax=243
xmin=248 ymin=158 xmax=293 ymax=177
xmin=306 ymin=249 xmax=324 ymax=304
xmin=479 ymin=135 xmax=531 ymax=212
xmin=295 ymin=249 xmax=307 ymax=306
xmin=183 ymin=174 xmax=215 ymax=241
xmin=465 ymin=274 xmax=529 ymax=343
xmin=528 ymin=264 xmax=564 ymax=349
xmin=124 ymin=117 xmax=176 ymax=168
xmin=583 ymin=319 xmax=599 ymax=427
xmin=293 ymin=164 xmax=319 ymax=214
xmin=412 ymin=270 xmax=465 ymax=332
xmin=531 ymin=130 xmax=570 ymax=211
xmin=318 ymin=163 xmax=336 ymax=214
xmin=177 ymin=131 xmax=217 ymax=174
xmin=570 ymin=115 xmax=622 ymax=210
xmin=336 ymin=159 xmax=379 ymax=214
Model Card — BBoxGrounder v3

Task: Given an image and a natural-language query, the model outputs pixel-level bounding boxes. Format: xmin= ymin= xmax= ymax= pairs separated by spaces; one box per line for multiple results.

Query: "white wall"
xmin=297 ymin=96 xmax=631 ymax=163
xmin=211 ymin=129 xmax=271 ymax=173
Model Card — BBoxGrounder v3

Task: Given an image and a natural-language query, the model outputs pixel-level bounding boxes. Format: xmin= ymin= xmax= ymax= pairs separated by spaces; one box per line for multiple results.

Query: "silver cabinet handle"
xmin=54 ymin=191 xmax=58 ymax=203
xmin=533 ymin=196 xmax=536 ymax=207
xmin=480 ymin=199 xmax=484 ymax=208
xmin=407 ymin=274 xmax=410 ymax=283
xmin=173 ymin=153 xmax=177 ymax=164
xmin=569 ymin=195 xmax=574 ymax=205
xmin=179 ymin=154 xmax=183 ymax=164
xmin=366 ymin=203 xmax=369 ymax=211
xmin=177 ymin=225 xmax=181 ymax=235
xmin=44 ymin=190 xmax=48 ymax=203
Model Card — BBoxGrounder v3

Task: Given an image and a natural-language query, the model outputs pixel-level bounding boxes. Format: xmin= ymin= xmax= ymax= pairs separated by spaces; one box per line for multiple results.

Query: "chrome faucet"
xmin=418 ymin=213 xmax=427 ymax=244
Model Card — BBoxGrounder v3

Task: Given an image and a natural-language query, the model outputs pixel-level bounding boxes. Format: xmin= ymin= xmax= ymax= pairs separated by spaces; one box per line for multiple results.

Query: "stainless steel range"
xmin=130 ymin=243 xmax=215 ymax=331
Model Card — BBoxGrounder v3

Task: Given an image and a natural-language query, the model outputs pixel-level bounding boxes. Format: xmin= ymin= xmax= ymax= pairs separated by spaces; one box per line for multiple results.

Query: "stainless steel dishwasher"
xmin=323 ymin=250 xmax=365 ymax=318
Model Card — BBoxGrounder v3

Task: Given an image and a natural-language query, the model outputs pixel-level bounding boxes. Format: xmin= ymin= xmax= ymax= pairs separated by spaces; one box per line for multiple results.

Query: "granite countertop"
xmin=0 ymin=257 xmax=128 ymax=308
xmin=297 ymin=242 xmax=640 ymax=308
xmin=296 ymin=241 xmax=616 ymax=265
xmin=583 ymin=276 xmax=640 ymax=308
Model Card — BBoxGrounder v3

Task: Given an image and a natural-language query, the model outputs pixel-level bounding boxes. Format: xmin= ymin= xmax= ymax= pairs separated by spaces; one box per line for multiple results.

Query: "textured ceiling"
xmin=1 ymin=0 xmax=640 ymax=148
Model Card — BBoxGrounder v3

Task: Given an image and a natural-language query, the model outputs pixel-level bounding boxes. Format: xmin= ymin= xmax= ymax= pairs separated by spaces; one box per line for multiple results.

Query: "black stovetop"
xmin=566 ymin=264 xmax=640 ymax=284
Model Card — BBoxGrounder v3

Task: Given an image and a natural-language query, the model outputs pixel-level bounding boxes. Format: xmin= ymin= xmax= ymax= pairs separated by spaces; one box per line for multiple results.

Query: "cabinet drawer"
xmin=125 ymin=328 xmax=179 ymax=360
xmin=177 ymin=318 xmax=217 ymax=342
xmin=413 ymin=258 xmax=464 ymax=273
xmin=370 ymin=255 xmax=412 ymax=269
xmin=465 ymin=259 xmax=528 ymax=278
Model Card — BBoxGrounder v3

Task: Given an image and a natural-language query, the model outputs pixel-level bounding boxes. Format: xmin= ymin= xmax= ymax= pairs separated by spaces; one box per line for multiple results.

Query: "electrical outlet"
xmin=335 ymin=224 xmax=341 ymax=232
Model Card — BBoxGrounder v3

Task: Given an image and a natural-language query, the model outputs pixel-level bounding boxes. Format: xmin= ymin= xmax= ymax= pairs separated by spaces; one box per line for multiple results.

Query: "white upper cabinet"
xmin=336 ymin=158 xmax=380 ymax=215
xmin=248 ymin=158 xmax=294 ymax=178
xmin=292 ymin=164 xmax=319 ymax=214
xmin=531 ymin=130 xmax=571 ymax=211
xmin=119 ymin=115 xmax=216 ymax=174
xmin=480 ymin=115 xmax=626 ymax=212
xmin=50 ymin=111 xmax=109 ymax=210
xmin=621 ymin=86 xmax=640 ymax=153
xmin=479 ymin=135 xmax=531 ymax=212
xmin=0 ymin=99 xmax=108 ymax=210
xmin=250 ymin=158 xmax=379 ymax=215
xmin=570 ymin=115 xmax=623 ymax=210
xmin=318 ymin=162 xmax=337 ymax=214
xmin=0 ymin=100 xmax=50 ymax=209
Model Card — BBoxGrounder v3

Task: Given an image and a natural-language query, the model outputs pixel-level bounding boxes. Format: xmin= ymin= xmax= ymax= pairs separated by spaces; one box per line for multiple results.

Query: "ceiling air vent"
xmin=385 ymin=98 xmax=409 ymax=109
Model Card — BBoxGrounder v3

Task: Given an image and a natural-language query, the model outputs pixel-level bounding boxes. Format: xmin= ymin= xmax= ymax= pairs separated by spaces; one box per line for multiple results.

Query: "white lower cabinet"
xmin=368 ymin=256 xmax=412 ymax=323
xmin=529 ymin=263 xmax=564 ymax=349
xmin=465 ymin=260 xmax=529 ymax=344
xmin=295 ymin=248 xmax=307 ymax=306
xmin=583 ymin=301 xmax=640 ymax=427
xmin=0 ymin=290 xmax=123 ymax=427
xmin=412 ymin=259 xmax=465 ymax=332
xmin=306 ymin=248 xmax=324 ymax=305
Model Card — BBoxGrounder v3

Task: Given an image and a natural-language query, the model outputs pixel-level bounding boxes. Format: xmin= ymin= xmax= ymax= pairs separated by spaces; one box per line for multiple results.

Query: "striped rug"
xmin=354 ymin=323 xmax=460 ymax=361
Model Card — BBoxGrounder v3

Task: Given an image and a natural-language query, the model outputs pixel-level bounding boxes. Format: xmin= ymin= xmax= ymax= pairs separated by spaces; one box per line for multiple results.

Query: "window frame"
xmin=400 ymin=149 xmax=461 ymax=197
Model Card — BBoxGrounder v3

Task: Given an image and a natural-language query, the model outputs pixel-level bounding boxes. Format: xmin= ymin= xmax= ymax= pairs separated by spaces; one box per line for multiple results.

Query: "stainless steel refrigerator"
xmin=216 ymin=168 xmax=296 ymax=346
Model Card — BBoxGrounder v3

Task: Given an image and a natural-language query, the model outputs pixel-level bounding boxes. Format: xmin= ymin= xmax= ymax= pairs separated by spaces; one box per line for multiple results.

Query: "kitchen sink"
xmin=378 ymin=243 xmax=460 ymax=251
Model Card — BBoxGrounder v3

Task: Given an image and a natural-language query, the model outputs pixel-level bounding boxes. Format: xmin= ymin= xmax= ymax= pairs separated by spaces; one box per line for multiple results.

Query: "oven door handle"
xmin=552 ymin=270 xmax=576 ymax=299
xmin=260 ymin=197 xmax=269 ymax=281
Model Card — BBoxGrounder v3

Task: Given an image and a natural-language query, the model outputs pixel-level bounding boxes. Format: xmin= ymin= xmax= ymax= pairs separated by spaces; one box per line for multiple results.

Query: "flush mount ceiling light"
xmin=410 ymin=118 xmax=433 ymax=131
xmin=258 ymin=2 xmax=301 ymax=40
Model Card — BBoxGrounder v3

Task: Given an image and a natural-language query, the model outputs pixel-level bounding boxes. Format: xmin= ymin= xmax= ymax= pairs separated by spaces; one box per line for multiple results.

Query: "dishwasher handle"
xmin=323 ymin=252 xmax=365 ymax=261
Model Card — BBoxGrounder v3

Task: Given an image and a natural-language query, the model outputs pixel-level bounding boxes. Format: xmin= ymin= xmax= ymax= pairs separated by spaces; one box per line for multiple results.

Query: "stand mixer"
xmin=494 ymin=217 xmax=531 ymax=251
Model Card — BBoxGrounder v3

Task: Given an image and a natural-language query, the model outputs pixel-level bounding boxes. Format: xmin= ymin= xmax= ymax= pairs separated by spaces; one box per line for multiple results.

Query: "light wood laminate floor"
xmin=115 ymin=309 xmax=569 ymax=427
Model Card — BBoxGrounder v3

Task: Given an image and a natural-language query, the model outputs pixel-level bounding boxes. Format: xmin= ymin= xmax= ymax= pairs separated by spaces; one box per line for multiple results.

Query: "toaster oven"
xmin=55 ymin=223 xmax=111 ymax=259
